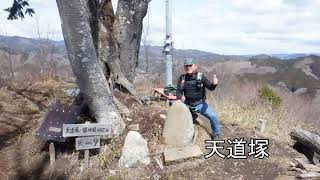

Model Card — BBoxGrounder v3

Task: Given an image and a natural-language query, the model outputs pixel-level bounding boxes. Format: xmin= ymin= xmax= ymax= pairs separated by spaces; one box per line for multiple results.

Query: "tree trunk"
xmin=114 ymin=0 xmax=149 ymax=82
xmin=89 ymin=0 xmax=143 ymax=103
xmin=290 ymin=128 xmax=320 ymax=164
xmin=56 ymin=0 xmax=125 ymax=136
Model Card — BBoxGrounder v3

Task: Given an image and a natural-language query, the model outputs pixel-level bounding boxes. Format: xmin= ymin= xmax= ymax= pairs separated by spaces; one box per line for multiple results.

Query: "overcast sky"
xmin=0 ymin=0 xmax=319 ymax=55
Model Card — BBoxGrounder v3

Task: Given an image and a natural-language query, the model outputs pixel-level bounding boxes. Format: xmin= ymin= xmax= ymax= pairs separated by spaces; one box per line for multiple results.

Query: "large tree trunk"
xmin=88 ymin=0 xmax=144 ymax=104
xmin=56 ymin=0 xmax=149 ymax=137
xmin=56 ymin=0 xmax=125 ymax=136
xmin=114 ymin=0 xmax=149 ymax=82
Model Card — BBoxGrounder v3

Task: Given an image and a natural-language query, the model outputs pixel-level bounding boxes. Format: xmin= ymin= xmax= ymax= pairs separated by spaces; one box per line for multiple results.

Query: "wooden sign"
xmin=62 ymin=123 xmax=112 ymax=137
xmin=75 ymin=136 xmax=100 ymax=150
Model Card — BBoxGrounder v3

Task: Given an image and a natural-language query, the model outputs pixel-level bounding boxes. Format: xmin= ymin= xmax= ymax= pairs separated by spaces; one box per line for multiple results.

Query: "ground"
xmin=0 ymin=80 xmax=305 ymax=179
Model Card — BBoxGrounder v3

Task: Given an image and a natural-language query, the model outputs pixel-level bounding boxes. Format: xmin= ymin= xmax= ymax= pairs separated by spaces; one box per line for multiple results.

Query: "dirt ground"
xmin=0 ymin=82 xmax=306 ymax=180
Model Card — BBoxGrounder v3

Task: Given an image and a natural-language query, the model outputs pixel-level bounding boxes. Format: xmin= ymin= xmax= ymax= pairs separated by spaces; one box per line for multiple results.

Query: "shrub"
xmin=258 ymin=86 xmax=282 ymax=109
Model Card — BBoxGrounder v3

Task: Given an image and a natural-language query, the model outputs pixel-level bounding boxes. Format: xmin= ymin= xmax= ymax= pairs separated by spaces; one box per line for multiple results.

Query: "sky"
xmin=0 ymin=0 xmax=320 ymax=55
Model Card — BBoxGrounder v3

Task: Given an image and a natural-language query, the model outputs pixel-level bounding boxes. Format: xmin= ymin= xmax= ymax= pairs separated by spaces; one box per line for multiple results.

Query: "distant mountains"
xmin=0 ymin=35 xmax=319 ymax=60
xmin=271 ymin=53 xmax=320 ymax=60
xmin=0 ymin=35 xmax=66 ymax=54
xmin=245 ymin=55 xmax=320 ymax=96
xmin=0 ymin=35 xmax=319 ymax=97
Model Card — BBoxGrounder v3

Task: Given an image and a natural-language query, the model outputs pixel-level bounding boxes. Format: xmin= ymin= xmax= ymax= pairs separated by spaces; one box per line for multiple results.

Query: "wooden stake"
xmin=84 ymin=149 xmax=89 ymax=168
xmin=49 ymin=142 xmax=55 ymax=167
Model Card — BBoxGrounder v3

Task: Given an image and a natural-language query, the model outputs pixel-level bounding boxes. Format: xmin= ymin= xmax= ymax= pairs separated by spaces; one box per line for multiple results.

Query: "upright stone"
xmin=119 ymin=131 xmax=150 ymax=168
xmin=162 ymin=101 xmax=195 ymax=146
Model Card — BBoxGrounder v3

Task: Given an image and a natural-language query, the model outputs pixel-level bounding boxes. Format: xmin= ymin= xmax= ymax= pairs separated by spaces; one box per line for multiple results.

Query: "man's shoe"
xmin=211 ymin=134 xmax=220 ymax=140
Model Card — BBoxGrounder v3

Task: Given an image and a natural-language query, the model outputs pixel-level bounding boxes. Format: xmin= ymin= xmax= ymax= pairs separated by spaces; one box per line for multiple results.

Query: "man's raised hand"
xmin=213 ymin=74 xmax=218 ymax=85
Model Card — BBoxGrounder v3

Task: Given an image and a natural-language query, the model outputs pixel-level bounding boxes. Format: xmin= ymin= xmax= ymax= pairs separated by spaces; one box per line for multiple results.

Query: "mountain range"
xmin=0 ymin=35 xmax=319 ymax=97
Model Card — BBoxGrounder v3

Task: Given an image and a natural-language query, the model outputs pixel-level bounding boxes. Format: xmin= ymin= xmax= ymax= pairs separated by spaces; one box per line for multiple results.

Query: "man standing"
xmin=176 ymin=58 xmax=220 ymax=140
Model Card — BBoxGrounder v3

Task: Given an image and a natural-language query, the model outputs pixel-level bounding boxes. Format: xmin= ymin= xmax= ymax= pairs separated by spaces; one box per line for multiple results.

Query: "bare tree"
xmin=56 ymin=0 xmax=149 ymax=136
xmin=1 ymin=25 xmax=15 ymax=80
xmin=35 ymin=17 xmax=64 ymax=81
xmin=35 ymin=17 xmax=46 ymax=81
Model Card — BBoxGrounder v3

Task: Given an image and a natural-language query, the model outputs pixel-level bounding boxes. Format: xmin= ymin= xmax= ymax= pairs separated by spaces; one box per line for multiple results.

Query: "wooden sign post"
xmin=49 ymin=142 xmax=55 ymax=168
xmin=76 ymin=135 xmax=101 ymax=168
xmin=62 ymin=122 xmax=112 ymax=168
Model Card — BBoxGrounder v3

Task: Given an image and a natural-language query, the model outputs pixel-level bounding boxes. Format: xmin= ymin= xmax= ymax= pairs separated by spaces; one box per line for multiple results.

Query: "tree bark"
xmin=56 ymin=0 xmax=125 ymax=136
xmin=91 ymin=0 xmax=146 ymax=102
xmin=290 ymin=128 xmax=320 ymax=164
xmin=114 ymin=0 xmax=149 ymax=82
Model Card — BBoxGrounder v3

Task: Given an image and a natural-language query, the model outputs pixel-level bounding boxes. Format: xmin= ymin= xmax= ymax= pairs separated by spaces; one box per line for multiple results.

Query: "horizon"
xmin=1 ymin=34 xmax=319 ymax=57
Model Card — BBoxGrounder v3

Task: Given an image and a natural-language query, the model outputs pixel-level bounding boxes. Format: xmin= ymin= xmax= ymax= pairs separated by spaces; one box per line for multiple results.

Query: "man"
xmin=176 ymin=58 xmax=220 ymax=140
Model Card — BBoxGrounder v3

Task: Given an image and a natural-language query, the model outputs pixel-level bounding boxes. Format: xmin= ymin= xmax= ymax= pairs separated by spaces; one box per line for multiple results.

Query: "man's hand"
xmin=213 ymin=74 xmax=218 ymax=85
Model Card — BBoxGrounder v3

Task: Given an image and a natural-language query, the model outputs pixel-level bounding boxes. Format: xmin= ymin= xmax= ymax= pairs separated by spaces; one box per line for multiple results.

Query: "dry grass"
xmin=133 ymin=69 xmax=316 ymax=144
xmin=210 ymin=98 xmax=303 ymax=143
xmin=207 ymin=80 xmax=317 ymax=144
xmin=31 ymin=79 xmax=76 ymax=104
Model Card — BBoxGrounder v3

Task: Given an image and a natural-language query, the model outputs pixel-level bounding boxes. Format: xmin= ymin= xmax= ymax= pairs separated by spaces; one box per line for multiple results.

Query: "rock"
xmin=128 ymin=124 xmax=139 ymax=131
xmin=293 ymin=88 xmax=307 ymax=95
xmin=125 ymin=118 xmax=133 ymax=122
xmin=274 ymin=175 xmax=295 ymax=180
xmin=119 ymin=131 xmax=150 ymax=168
xmin=298 ymin=171 xmax=320 ymax=179
xmin=153 ymin=174 xmax=161 ymax=180
xmin=163 ymin=144 xmax=203 ymax=165
xmin=277 ymin=81 xmax=287 ymax=89
xmin=159 ymin=114 xmax=166 ymax=119
xmin=276 ymin=82 xmax=289 ymax=92
xmin=294 ymin=158 xmax=320 ymax=172
xmin=162 ymin=101 xmax=194 ymax=146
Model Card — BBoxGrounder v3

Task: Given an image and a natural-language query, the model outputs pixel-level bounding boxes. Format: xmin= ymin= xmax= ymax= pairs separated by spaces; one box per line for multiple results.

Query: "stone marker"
xmin=162 ymin=101 xmax=194 ymax=146
xmin=164 ymin=144 xmax=203 ymax=165
xmin=119 ymin=131 xmax=150 ymax=168
xmin=255 ymin=118 xmax=267 ymax=133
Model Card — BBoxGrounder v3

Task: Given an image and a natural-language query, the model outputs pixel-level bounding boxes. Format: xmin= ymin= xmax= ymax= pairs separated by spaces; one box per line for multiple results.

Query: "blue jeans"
xmin=187 ymin=102 xmax=220 ymax=135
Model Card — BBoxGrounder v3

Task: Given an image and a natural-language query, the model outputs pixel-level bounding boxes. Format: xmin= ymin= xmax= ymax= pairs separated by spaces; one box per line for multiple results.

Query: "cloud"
xmin=145 ymin=0 xmax=320 ymax=54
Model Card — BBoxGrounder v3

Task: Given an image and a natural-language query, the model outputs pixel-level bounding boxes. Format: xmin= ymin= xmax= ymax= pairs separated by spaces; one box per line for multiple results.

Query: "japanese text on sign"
xmin=76 ymin=136 xmax=100 ymax=150
xmin=62 ymin=123 xmax=112 ymax=137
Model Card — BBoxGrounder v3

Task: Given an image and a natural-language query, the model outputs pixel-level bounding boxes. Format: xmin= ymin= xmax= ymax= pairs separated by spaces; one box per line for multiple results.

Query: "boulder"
xmin=119 ymin=131 xmax=150 ymax=168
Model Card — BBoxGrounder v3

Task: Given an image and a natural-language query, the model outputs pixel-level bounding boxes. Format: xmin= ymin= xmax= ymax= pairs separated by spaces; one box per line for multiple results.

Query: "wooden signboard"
xmin=62 ymin=123 xmax=112 ymax=137
xmin=37 ymin=103 xmax=81 ymax=142
xmin=75 ymin=136 xmax=100 ymax=150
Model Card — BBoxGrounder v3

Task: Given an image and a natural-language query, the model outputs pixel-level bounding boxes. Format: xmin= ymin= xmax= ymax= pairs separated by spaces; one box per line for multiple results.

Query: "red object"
xmin=154 ymin=88 xmax=177 ymax=100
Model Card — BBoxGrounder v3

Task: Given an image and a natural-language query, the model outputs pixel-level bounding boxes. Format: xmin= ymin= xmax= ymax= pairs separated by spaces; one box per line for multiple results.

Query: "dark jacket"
xmin=176 ymin=71 xmax=217 ymax=104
